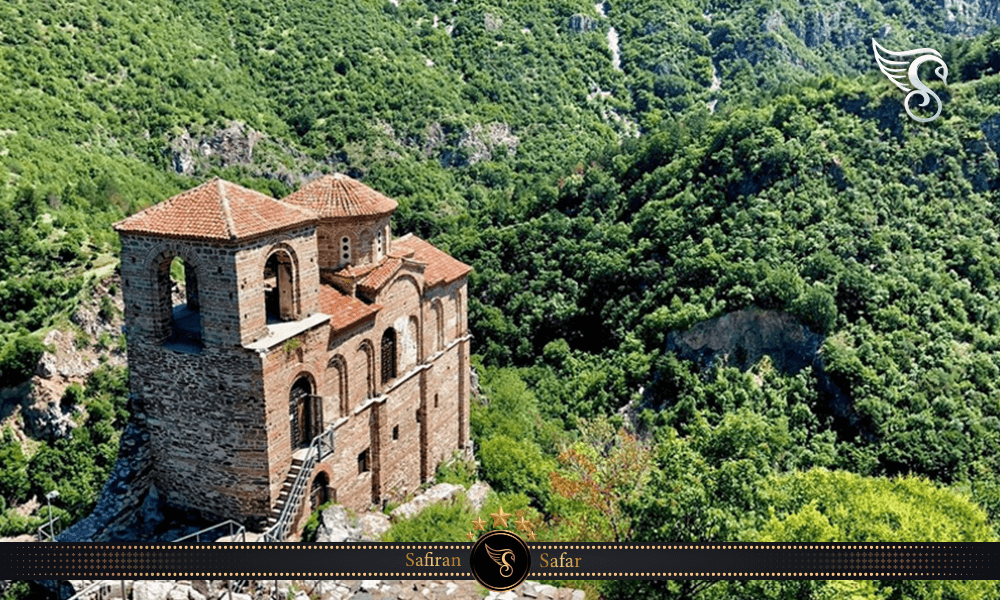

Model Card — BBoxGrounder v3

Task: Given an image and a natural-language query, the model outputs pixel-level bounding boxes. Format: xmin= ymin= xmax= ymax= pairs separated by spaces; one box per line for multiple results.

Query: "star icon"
xmin=490 ymin=505 xmax=511 ymax=528
xmin=466 ymin=531 xmax=475 ymax=541
xmin=471 ymin=516 xmax=487 ymax=531
xmin=514 ymin=516 xmax=532 ymax=532
xmin=526 ymin=529 xmax=537 ymax=541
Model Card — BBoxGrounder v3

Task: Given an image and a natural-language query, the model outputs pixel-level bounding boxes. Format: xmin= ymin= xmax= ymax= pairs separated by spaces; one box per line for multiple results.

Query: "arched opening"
xmin=264 ymin=250 xmax=296 ymax=323
xmin=381 ymin=328 xmax=397 ymax=384
xmin=359 ymin=340 xmax=375 ymax=399
xmin=432 ymin=300 xmax=444 ymax=352
xmin=162 ymin=256 xmax=202 ymax=349
xmin=328 ymin=356 xmax=348 ymax=418
xmin=289 ymin=375 xmax=320 ymax=450
xmin=454 ymin=291 xmax=464 ymax=337
xmin=309 ymin=472 xmax=329 ymax=513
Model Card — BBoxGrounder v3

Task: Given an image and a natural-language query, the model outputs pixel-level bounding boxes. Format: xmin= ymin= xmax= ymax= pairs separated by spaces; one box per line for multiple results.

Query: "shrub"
xmin=0 ymin=333 xmax=50 ymax=385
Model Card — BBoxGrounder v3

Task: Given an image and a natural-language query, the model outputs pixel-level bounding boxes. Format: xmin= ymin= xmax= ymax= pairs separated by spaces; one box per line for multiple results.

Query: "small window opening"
xmin=341 ymin=236 xmax=351 ymax=264
xmin=434 ymin=393 xmax=439 ymax=408
xmin=392 ymin=425 xmax=399 ymax=440
xmin=358 ymin=449 xmax=370 ymax=474
xmin=381 ymin=328 xmax=397 ymax=384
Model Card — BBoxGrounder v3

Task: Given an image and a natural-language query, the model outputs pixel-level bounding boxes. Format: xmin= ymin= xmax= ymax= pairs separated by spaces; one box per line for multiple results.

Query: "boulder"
xmin=390 ymin=483 xmax=463 ymax=521
xmin=133 ymin=581 xmax=175 ymax=600
xmin=315 ymin=505 xmax=363 ymax=543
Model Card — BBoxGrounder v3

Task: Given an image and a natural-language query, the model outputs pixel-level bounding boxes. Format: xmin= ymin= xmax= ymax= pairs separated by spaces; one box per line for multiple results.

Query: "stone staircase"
xmin=267 ymin=455 xmax=305 ymax=530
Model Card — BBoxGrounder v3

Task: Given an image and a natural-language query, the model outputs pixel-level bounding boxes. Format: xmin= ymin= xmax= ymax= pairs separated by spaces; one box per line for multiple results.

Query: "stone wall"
xmin=129 ymin=342 xmax=269 ymax=522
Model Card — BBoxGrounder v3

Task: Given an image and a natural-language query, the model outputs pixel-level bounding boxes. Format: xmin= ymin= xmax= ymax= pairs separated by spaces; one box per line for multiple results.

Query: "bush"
xmin=434 ymin=452 xmax=478 ymax=488
xmin=478 ymin=435 xmax=553 ymax=510
xmin=301 ymin=500 xmax=334 ymax=542
xmin=0 ymin=333 xmax=49 ymax=385
xmin=792 ymin=285 xmax=838 ymax=333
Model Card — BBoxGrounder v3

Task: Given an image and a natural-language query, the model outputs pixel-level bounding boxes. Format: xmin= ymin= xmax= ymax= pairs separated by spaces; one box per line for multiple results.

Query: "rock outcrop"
xmin=666 ymin=306 xmax=823 ymax=374
xmin=51 ymin=578 xmax=587 ymax=600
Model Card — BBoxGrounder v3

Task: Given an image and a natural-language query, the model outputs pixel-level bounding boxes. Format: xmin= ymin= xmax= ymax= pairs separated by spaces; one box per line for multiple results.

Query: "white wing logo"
xmin=872 ymin=39 xmax=949 ymax=123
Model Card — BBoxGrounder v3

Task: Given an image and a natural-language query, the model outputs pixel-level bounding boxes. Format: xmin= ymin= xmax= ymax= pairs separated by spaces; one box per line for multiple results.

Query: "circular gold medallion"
xmin=469 ymin=530 xmax=532 ymax=591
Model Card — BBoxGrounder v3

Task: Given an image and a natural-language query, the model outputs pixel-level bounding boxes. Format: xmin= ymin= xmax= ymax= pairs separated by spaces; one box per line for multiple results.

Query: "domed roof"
xmin=282 ymin=173 xmax=398 ymax=219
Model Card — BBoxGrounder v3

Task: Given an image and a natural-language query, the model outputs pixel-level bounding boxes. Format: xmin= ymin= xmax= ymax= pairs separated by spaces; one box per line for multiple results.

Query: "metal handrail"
xmin=262 ymin=425 xmax=335 ymax=542
xmin=171 ymin=519 xmax=246 ymax=543
xmin=65 ymin=580 xmax=122 ymax=600
xmin=37 ymin=516 xmax=61 ymax=542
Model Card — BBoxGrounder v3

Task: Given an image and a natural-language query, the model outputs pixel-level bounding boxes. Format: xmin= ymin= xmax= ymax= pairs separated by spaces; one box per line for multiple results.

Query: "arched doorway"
xmin=310 ymin=472 xmax=329 ymax=513
xmin=289 ymin=376 xmax=320 ymax=450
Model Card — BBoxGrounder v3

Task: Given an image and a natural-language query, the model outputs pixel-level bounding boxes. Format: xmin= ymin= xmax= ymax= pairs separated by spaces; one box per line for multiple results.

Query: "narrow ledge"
xmin=247 ymin=313 xmax=331 ymax=352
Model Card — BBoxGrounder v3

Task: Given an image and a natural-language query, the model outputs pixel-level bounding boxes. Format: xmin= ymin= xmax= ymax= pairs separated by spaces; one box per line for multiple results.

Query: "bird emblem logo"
xmin=872 ymin=39 xmax=949 ymax=123
xmin=485 ymin=543 xmax=515 ymax=578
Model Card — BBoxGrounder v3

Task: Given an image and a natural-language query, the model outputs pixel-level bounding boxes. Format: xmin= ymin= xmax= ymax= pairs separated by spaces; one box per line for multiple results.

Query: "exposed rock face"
xmin=666 ymin=307 xmax=823 ymax=374
xmin=662 ymin=307 xmax=874 ymax=441
xmin=943 ymin=0 xmax=1000 ymax=34
xmin=315 ymin=481 xmax=491 ymax=542
xmin=389 ymin=483 xmax=464 ymax=521
xmin=165 ymin=121 xmax=323 ymax=188
xmin=315 ymin=505 xmax=363 ymax=543
xmin=568 ymin=14 xmax=597 ymax=32
xmin=484 ymin=13 xmax=503 ymax=31
xmin=466 ymin=481 xmax=491 ymax=511
xmin=426 ymin=122 xmax=518 ymax=167
xmin=1 ymin=275 xmax=127 ymax=441
xmin=53 ymin=579 xmax=586 ymax=600
xmin=167 ymin=121 xmax=264 ymax=176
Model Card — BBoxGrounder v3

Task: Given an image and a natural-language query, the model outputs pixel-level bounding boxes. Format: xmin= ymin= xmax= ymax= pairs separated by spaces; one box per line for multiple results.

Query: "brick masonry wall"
xmin=261 ymin=323 xmax=330 ymax=503
xmin=316 ymin=216 xmax=391 ymax=271
xmin=234 ymin=227 xmax=320 ymax=345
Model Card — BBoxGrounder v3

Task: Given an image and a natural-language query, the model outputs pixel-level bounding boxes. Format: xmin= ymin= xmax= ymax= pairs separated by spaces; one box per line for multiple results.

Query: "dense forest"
xmin=3 ymin=0 xmax=1000 ymax=598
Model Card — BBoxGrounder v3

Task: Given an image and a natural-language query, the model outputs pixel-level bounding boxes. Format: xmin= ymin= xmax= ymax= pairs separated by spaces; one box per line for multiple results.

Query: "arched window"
xmin=432 ymin=300 xmax=444 ymax=351
xmin=264 ymin=250 xmax=296 ymax=323
xmin=329 ymin=356 xmax=348 ymax=417
xmin=454 ymin=291 xmax=464 ymax=336
xmin=160 ymin=254 xmax=202 ymax=349
xmin=341 ymin=236 xmax=351 ymax=264
xmin=359 ymin=340 xmax=375 ymax=399
xmin=381 ymin=328 xmax=397 ymax=384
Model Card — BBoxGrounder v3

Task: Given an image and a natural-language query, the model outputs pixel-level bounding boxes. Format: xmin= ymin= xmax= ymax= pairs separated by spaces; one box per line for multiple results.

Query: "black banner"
xmin=2 ymin=543 xmax=997 ymax=580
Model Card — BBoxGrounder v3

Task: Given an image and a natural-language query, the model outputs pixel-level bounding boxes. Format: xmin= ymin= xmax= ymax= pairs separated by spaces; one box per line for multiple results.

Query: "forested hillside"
xmin=3 ymin=0 xmax=1000 ymax=598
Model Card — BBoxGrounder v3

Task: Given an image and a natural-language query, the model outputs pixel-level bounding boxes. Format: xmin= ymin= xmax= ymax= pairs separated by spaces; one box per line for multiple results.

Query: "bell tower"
xmin=114 ymin=178 xmax=319 ymax=524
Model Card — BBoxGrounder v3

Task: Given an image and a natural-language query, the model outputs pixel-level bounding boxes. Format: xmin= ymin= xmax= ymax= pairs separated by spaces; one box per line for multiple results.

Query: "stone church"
xmin=113 ymin=174 xmax=472 ymax=534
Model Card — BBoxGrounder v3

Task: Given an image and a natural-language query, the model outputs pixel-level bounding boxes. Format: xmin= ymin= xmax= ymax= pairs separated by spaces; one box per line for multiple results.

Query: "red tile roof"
xmin=392 ymin=234 xmax=472 ymax=287
xmin=338 ymin=263 xmax=379 ymax=279
xmin=319 ymin=286 xmax=380 ymax=333
xmin=357 ymin=257 xmax=403 ymax=296
xmin=282 ymin=173 xmax=398 ymax=218
xmin=113 ymin=178 xmax=315 ymax=241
